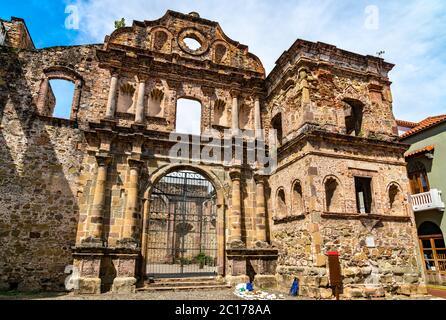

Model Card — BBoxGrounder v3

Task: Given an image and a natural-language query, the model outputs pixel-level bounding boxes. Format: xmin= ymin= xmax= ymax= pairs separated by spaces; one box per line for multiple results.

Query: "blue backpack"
xmin=290 ymin=278 xmax=299 ymax=296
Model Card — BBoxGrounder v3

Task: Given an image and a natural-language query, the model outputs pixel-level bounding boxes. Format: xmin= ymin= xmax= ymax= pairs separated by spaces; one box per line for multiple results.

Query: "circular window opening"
xmin=183 ymin=37 xmax=202 ymax=51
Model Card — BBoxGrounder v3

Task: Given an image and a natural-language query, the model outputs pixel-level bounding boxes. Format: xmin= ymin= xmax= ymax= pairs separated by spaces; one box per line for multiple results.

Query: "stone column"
xmin=254 ymin=96 xmax=263 ymax=140
xmin=87 ymin=155 xmax=111 ymax=245
xmin=231 ymin=91 xmax=240 ymax=136
xmin=121 ymin=158 xmax=144 ymax=246
xmin=135 ymin=80 xmax=146 ymax=124
xmin=229 ymin=168 xmax=244 ymax=248
xmin=105 ymin=73 xmax=119 ymax=119
xmin=254 ymin=173 xmax=268 ymax=246
xmin=37 ymin=77 xmax=49 ymax=112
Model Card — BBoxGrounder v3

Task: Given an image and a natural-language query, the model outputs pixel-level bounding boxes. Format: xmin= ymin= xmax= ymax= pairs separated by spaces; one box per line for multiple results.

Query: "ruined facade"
xmin=0 ymin=11 xmax=427 ymax=298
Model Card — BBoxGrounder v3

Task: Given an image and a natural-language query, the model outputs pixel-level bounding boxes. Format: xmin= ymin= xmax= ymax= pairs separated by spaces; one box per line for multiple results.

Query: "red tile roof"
xmin=404 ymin=145 xmax=435 ymax=158
xmin=396 ymin=119 xmax=418 ymax=128
xmin=400 ymin=114 xmax=446 ymax=139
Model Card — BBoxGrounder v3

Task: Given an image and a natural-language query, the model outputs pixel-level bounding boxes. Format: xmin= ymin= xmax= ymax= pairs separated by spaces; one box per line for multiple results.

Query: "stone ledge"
xmin=273 ymin=214 xmax=306 ymax=224
xmin=321 ymin=212 xmax=411 ymax=222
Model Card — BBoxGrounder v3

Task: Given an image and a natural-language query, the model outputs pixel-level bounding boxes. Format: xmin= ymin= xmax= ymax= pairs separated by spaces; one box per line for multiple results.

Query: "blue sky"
xmin=1 ymin=0 xmax=445 ymax=123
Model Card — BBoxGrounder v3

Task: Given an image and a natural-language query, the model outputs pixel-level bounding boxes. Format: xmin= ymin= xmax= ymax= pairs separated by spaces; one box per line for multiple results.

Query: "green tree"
xmin=114 ymin=18 xmax=126 ymax=29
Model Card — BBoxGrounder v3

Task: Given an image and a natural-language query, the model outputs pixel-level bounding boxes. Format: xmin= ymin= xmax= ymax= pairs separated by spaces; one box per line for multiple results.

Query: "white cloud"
xmin=71 ymin=0 xmax=446 ymax=122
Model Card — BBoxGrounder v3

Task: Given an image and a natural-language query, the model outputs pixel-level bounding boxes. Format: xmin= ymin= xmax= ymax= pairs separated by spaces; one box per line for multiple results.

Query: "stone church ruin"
xmin=0 ymin=11 xmax=426 ymax=298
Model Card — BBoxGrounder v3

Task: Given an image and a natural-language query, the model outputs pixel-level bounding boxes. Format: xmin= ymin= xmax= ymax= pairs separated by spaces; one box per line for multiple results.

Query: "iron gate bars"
xmin=146 ymin=171 xmax=218 ymax=278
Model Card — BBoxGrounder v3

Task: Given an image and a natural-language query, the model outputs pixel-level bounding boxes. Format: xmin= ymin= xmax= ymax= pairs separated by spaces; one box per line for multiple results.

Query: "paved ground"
xmin=0 ymin=288 xmax=444 ymax=300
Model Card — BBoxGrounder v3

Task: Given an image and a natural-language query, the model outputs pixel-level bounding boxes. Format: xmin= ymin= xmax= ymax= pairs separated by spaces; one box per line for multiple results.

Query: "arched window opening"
xmin=325 ymin=177 xmax=342 ymax=212
xmin=292 ymin=181 xmax=304 ymax=215
xmin=408 ymin=161 xmax=430 ymax=194
xmin=176 ymin=98 xmax=202 ymax=136
xmin=418 ymin=221 xmax=445 ymax=275
xmin=344 ymin=99 xmax=364 ymax=136
xmin=388 ymin=184 xmax=403 ymax=214
xmin=272 ymin=113 xmax=283 ymax=145
xmin=276 ymin=188 xmax=287 ymax=218
xmin=49 ymin=79 xmax=75 ymax=119
xmin=419 ymin=221 xmax=443 ymax=236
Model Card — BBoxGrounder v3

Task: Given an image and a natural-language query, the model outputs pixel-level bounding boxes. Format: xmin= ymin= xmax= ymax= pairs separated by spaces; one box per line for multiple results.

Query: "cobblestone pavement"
xmin=0 ymin=289 xmax=443 ymax=300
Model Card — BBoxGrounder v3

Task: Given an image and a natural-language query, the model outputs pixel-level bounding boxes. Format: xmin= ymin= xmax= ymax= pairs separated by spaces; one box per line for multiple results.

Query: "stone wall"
xmin=0 ymin=116 xmax=84 ymax=291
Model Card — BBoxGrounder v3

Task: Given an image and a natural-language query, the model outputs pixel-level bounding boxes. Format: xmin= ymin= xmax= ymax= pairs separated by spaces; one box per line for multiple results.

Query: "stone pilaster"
xmin=105 ymin=73 xmax=119 ymax=119
xmin=254 ymin=173 xmax=268 ymax=247
xmin=119 ymin=158 xmax=144 ymax=248
xmin=229 ymin=168 xmax=244 ymax=248
xmin=135 ymin=79 xmax=146 ymax=124
xmin=83 ymin=155 xmax=111 ymax=246
xmin=231 ymin=90 xmax=240 ymax=136
xmin=254 ymin=96 xmax=263 ymax=140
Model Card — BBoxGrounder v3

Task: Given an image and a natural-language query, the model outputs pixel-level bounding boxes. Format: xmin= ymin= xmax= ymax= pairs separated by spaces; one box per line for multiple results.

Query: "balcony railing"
xmin=410 ymin=189 xmax=445 ymax=212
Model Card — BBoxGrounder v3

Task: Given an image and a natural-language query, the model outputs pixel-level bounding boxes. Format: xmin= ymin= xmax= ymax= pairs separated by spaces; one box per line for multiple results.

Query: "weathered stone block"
xmin=254 ymin=275 xmax=278 ymax=289
xmin=76 ymin=278 xmax=101 ymax=295
xmin=112 ymin=277 xmax=136 ymax=294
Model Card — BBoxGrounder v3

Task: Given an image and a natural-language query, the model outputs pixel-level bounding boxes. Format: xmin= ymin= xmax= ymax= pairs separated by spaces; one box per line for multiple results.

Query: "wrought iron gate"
xmin=146 ymin=171 xmax=218 ymax=278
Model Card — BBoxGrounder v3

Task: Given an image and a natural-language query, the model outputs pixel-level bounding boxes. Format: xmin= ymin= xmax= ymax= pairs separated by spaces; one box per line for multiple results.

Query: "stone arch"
xmin=291 ymin=180 xmax=305 ymax=215
xmin=211 ymin=40 xmax=229 ymax=64
xmin=275 ymin=187 xmax=287 ymax=219
xmin=37 ymin=66 xmax=84 ymax=119
xmin=324 ymin=175 xmax=344 ymax=213
xmin=150 ymin=26 xmax=173 ymax=53
xmin=387 ymin=182 xmax=404 ymax=215
xmin=140 ymin=164 xmax=227 ymax=278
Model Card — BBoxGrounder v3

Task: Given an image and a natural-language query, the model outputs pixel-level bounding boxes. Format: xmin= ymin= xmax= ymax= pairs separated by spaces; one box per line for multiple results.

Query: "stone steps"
xmin=139 ymin=277 xmax=231 ymax=292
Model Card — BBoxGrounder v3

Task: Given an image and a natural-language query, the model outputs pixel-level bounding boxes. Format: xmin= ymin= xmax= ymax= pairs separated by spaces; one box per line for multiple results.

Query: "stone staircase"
xmin=138 ymin=276 xmax=231 ymax=292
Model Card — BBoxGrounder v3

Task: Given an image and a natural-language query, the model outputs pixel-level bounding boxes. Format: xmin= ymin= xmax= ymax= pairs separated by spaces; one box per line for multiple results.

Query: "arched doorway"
xmin=145 ymin=170 xmax=218 ymax=278
xmin=418 ymin=221 xmax=446 ymax=283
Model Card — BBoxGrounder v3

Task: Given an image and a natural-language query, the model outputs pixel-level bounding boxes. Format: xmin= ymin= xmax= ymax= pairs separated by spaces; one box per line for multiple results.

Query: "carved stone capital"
xmin=95 ymin=155 xmax=111 ymax=167
xmin=230 ymin=89 xmax=241 ymax=98
xmin=229 ymin=168 xmax=241 ymax=181
xmin=253 ymin=172 xmax=267 ymax=184
xmin=127 ymin=158 xmax=144 ymax=171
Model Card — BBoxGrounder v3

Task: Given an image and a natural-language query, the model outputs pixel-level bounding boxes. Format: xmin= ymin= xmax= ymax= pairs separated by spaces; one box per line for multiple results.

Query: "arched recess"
xmin=140 ymin=164 xmax=227 ymax=280
xmin=37 ymin=66 xmax=83 ymax=120
xmin=324 ymin=175 xmax=344 ymax=213
xmin=291 ymin=180 xmax=305 ymax=215
xmin=150 ymin=27 xmax=173 ymax=53
xmin=275 ymin=187 xmax=287 ymax=219
xmin=387 ymin=182 xmax=404 ymax=215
